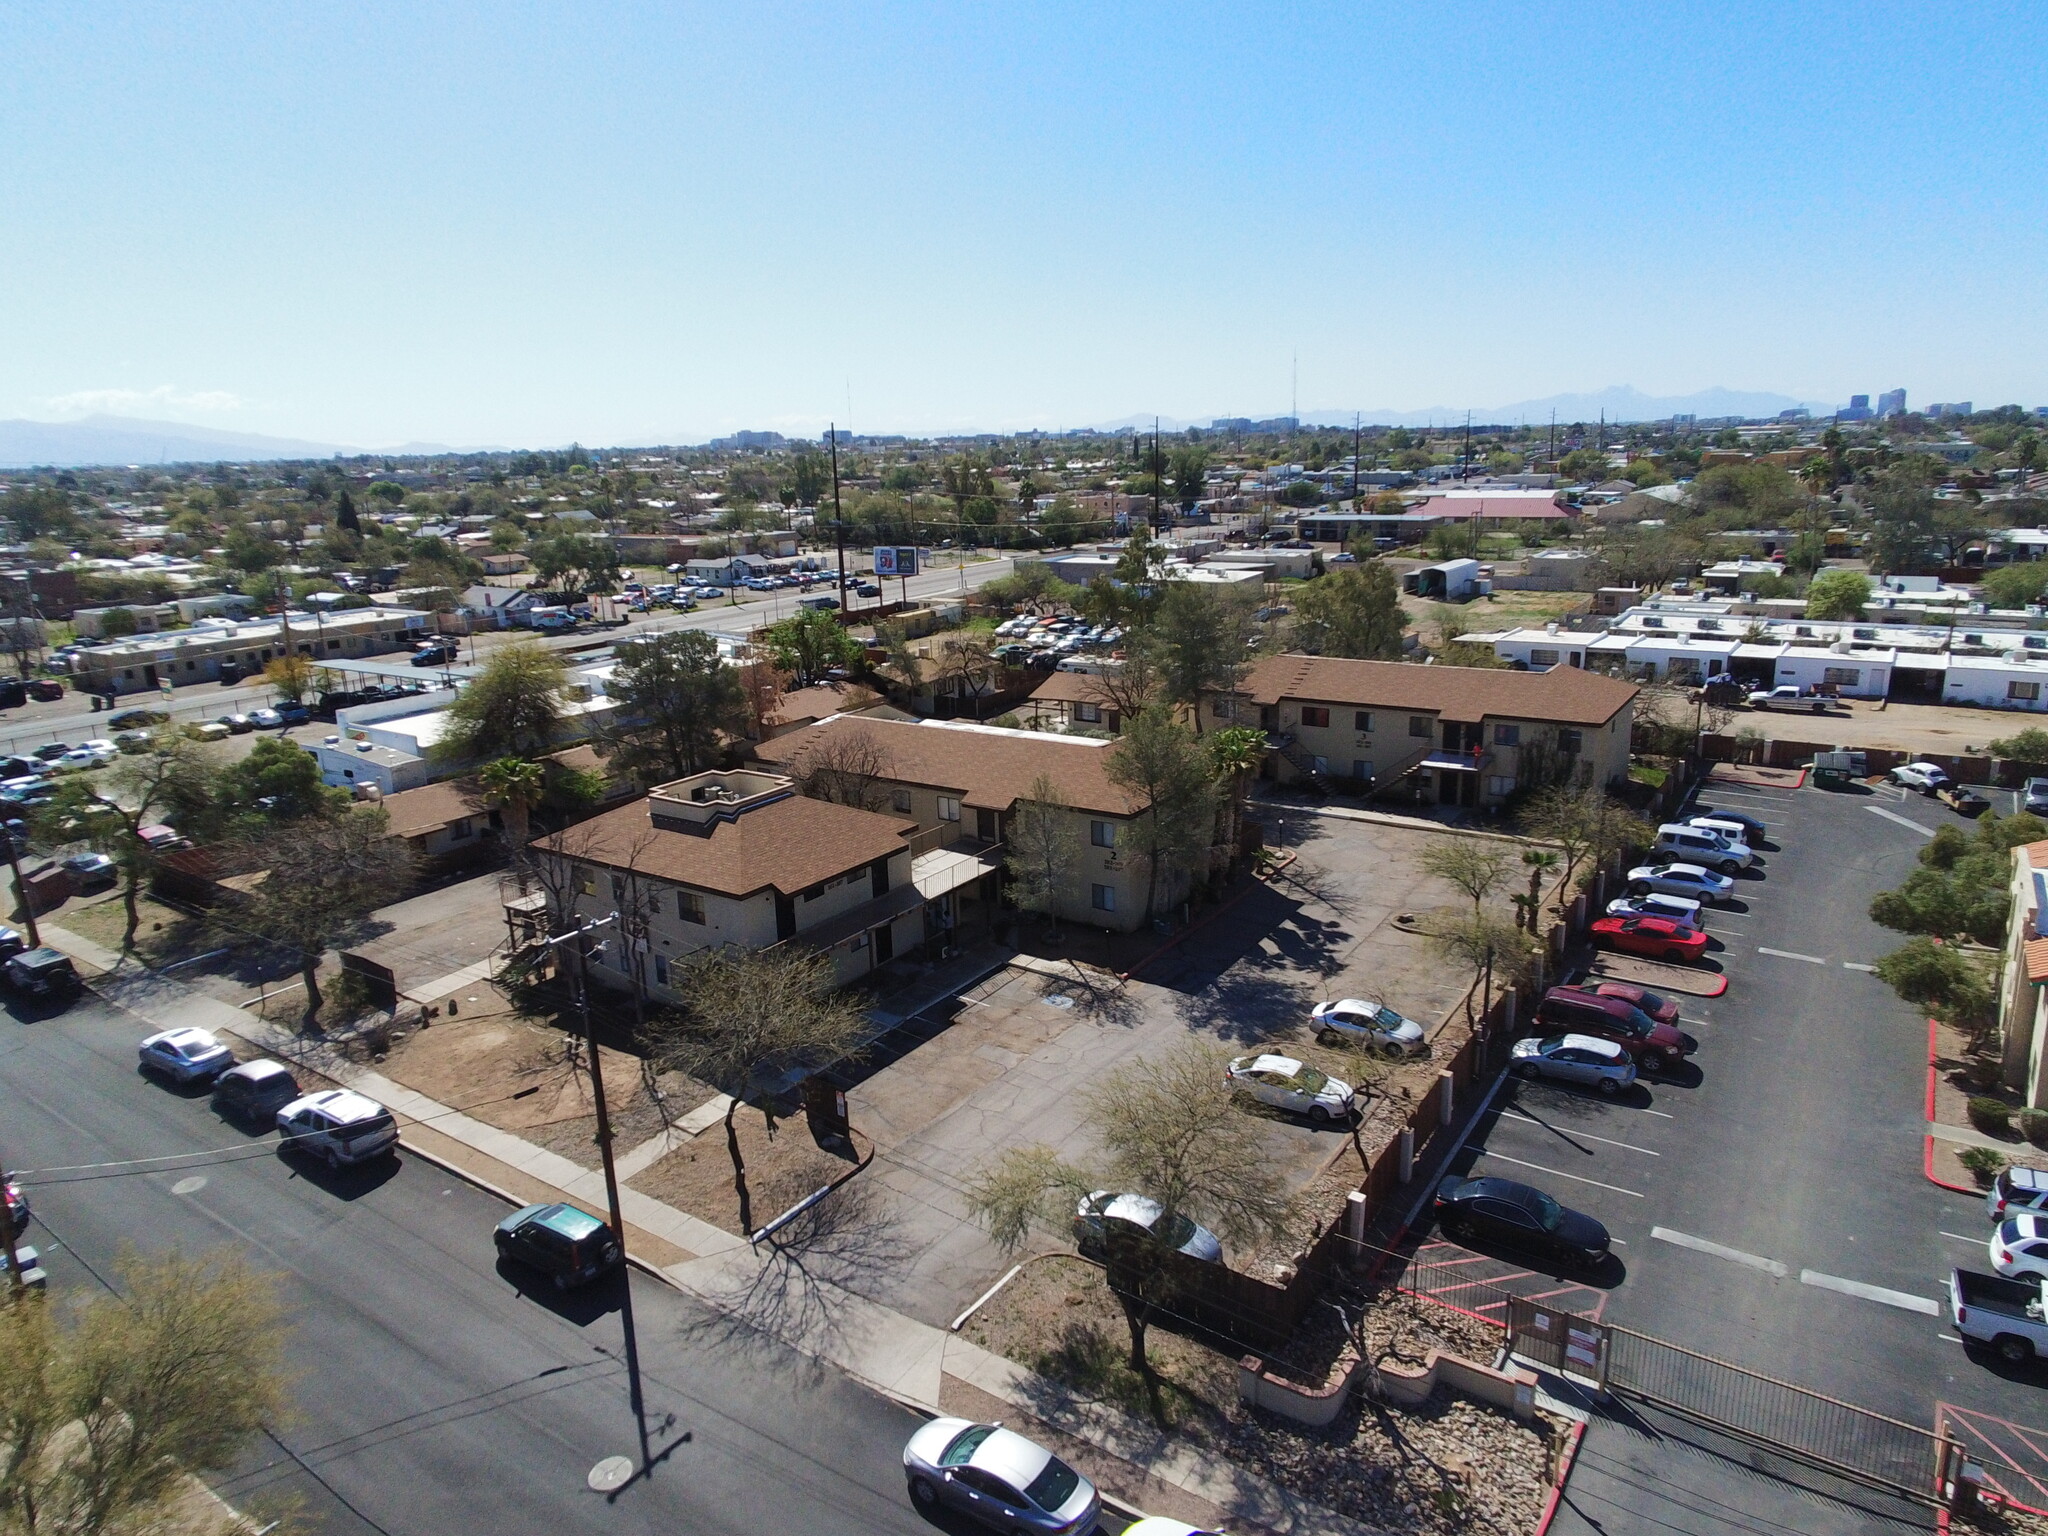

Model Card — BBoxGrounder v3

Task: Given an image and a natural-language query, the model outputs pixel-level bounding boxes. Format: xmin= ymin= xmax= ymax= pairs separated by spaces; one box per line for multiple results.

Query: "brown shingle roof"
xmin=2026 ymin=839 xmax=2048 ymax=870
xmin=1237 ymin=653 xmax=1636 ymax=727
xmin=753 ymin=717 xmax=1141 ymax=817
xmin=547 ymin=790 xmax=914 ymax=899
xmin=2028 ymin=936 xmax=2048 ymax=986
xmin=768 ymin=681 xmax=883 ymax=727
xmin=380 ymin=780 xmax=489 ymax=840
xmin=1027 ymin=671 xmax=1115 ymax=705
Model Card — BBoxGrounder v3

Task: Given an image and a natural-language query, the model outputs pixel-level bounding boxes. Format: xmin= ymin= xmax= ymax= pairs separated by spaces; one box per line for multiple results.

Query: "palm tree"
xmin=1205 ymin=726 xmax=1266 ymax=876
xmin=480 ymin=756 xmax=545 ymax=849
xmin=1519 ymin=849 xmax=1561 ymax=931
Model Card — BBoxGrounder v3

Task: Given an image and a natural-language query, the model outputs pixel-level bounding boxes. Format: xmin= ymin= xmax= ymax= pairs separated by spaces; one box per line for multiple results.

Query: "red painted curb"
xmin=1926 ymin=1015 xmax=1988 ymax=1194
xmin=1534 ymin=1420 xmax=1588 ymax=1536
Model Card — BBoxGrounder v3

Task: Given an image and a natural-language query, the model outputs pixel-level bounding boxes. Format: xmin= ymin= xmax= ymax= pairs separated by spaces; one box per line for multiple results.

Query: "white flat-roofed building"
xmin=1945 ymin=651 xmax=2048 ymax=712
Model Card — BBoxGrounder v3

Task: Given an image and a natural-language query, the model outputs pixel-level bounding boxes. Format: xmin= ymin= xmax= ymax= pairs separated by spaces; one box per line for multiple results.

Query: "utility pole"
xmin=1152 ymin=417 xmax=1162 ymax=534
xmin=829 ymin=423 xmax=847 ymax=613
xmin=1463 ymin=412 xmax=1472 ymax=480
xmin=1352 ymin=413 xmax=1361 ymax=504
xmin=5 ymin=835 xmax=38 ymax=950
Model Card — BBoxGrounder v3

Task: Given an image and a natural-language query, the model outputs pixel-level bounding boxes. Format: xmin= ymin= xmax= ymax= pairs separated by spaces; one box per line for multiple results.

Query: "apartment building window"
xmin=1075 ymin=701 xmax=1101 ymax=723
xmin=611 ymin=873 xmax=627 ymax=903
xmin=1353 ymin=711 xmax=1373 ymax=732
xmin=1409 ymin=715 xmax=1432 ymax=737
xmin=1558 ymin=729 xmax=1584 ymax=753
xmin=653 ymin=954 xmax=670 ymax=987
xmin=938 ymin=796 xmax=962 ymax=822
xmin=1091 ymin=820 xmax=1116 ymax=848
xmin=1213 ymin=697 xmax=1235 ymax=720
xmin=1353 ymin=759 xmax=1373 ymax=782
xmin=891 ymin=787 xmax=912 ymax=813
xmin=1091 ymin=884 xmax=1116 ymax=912
xmin=575 ymin=865 xmax=597 ymax=896
xmin=676 ymin=890 xmax=705 ymax=924
xmin=1823 ymin=667 xmax=1861 ymax=687
xmin=1300 ymin=706 xmax=1330 ymax=728
xmin=1487 ymin=775 xmax=1517 ymax=798
xmin=2013 ymin=681 xmax=2043 ymax=703
xmin=1493 ymin=724 xmax=1520 ymax=746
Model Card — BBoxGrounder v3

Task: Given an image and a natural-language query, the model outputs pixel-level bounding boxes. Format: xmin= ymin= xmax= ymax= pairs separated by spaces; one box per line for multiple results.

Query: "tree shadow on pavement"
xmin=1172 ymin=968 xmax=1314 ymax=1044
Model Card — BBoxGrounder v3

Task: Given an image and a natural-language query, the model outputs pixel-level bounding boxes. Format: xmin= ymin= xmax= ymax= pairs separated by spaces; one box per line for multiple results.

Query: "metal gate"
xmin=1604 ymin=1324 xmax=1941 ymax=1501
xmin=1506 ymin=1297 xmax=1609 ymax=1389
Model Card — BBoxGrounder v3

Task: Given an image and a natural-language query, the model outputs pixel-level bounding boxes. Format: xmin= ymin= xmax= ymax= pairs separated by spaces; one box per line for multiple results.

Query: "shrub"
xmin=1961 ymin=1145 xmax=2008 ymax=1186
xmin=2019 ymin=1109 xmax=2048 ymax=1149
xmin=1969 ymin=1096 xmax=2014 ymax=1135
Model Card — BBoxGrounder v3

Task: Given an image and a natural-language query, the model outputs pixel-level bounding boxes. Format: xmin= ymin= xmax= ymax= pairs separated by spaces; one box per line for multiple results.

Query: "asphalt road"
xmin=0 ymin=993 xmax=968 ymax=1536
xmin=1410 ymin=775 xmax=2048 ymax=1528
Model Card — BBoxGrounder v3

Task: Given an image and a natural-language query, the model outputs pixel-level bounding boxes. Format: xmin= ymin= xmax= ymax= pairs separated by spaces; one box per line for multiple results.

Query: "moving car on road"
xmin=139 ymin=1026 xmax=233 ymax=1083
xmin=902 ymin=1419 xmax=1101 ymax=1534
xmin=1435 ymin=1175 xmax=1612 ymax=1268
xmin=1309 ymin=996 xmax=1429 ymax=1056
xmin=1073 ymin=1192 xmax=1223 ymax=1263
xmin=1890 ymin=762 xmax=1951 ymax=794
xmin=493 ymin=1202 xmax=622 ymax=1290
xmin=1625 ymin=862 xmax=1736 ymax=904
xmin=1589 ymin=912 xmax=1709 ymax=964
xmin=277 ymin=1090 xmax=400 ymax=1168
xmin=1225 ymin=1053 xmax=1357 ymax=1124
xmin=1510 ymin=1033 xmax=1637 ymax=1095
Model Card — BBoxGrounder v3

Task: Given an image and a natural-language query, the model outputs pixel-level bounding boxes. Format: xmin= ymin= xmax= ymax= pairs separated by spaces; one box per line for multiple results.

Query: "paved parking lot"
xmin=1394 ymin=770 xmax=2048 ymax=1474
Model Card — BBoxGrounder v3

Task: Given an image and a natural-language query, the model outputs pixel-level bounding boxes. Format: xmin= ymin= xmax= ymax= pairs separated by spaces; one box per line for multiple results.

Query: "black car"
xmin=411 ymin=644 xmax=457 ymax=668
xmin=5 ymin=948 xmax=79 ymax=999
xmin=494 ymin=1203 xmax=622 ymax=1290
xmin=1435 ymin=1175 xmax=1610 ymax=1267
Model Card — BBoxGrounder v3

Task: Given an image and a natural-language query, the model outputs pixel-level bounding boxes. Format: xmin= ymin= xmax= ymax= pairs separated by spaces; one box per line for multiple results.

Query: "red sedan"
xmin=1590 ymin=914 xmax=1708 ymax=964
xmin=1585 ymin=979 xmax=1681 ymax=1026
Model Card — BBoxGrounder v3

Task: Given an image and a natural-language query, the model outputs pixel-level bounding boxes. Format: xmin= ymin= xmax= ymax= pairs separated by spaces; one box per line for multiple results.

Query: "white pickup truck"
xmin=1746 ymin=684 xmax=1834 ymax=713
xmin=1950 ymin=1267 xmax=2048 ymax=1362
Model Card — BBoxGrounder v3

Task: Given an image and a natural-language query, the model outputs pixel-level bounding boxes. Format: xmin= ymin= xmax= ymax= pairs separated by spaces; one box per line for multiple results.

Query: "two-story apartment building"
xmin=752 ymin=716 xmax=1165 ymax=931
xmin=531 ymin=768 xmax=926 ymax=994
xmin=1206 ymin=654 xmax=1636 ymax=810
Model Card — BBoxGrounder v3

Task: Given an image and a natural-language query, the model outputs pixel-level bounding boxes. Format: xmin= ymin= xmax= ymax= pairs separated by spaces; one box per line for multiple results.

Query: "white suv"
xmin=277 ymin=1090 xmax=400 ymax=1169
xmin=1651 ymin=823 xmax=1751 ymax=874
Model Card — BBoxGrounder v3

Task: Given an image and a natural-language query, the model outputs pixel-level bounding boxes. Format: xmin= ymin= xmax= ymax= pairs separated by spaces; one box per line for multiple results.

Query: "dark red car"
xmin=1589 ymin=913 xmax=1708 ymax=964
xmin=1533 ymin=987 xmax=1697 ymax=1074
xmin=1583 ymin=979 xmax=1681 ymax=1027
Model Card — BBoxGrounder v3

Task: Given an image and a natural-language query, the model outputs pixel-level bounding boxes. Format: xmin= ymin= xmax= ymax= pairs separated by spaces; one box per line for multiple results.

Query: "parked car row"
xmin=1954 ymin=1167 xmax=2048 ymax=1363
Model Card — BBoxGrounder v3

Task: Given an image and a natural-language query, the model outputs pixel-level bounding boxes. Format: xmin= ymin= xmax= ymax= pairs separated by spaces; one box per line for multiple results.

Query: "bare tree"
xmin=934 ymin=634 xmax=997 ymax=716
xmin=1084 ymin=646 xmax=1161 ymax=726
xmin=1419 ymin=838 xmax=1511 ymax=918
xmin=791 ymin=727 xmax=893 ymax=812
xmin=1430 ymin=910 xmax=1539 ymax=1026
xmin=0 ymin=1248 xmax=288 ymax=1536
xmin=643 ymin=946 xmax=868 ymax=1235
xmin=215 ymin=807 xmax=417 ymax=1023
xmin=1004 ymin=775 xmax=1083 ymax=933
xmin=1518 ymin=784 xmax=1654 ymax=903
xmin=966 ymin=1040 xmax=1293 ymax=1397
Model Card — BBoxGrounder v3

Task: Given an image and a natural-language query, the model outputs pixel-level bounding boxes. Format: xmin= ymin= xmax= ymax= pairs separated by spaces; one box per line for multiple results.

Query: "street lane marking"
xmin=1867 ymin=806 xmax=1936 ymax=838
xmin=1843 ymin=962 xmax=1879 ymax=972
xmin=1798 ymin=1269 xmax=1940 ymax=1315
xmin=1476 ymin=1151 xmax=1644 ymax=1197
xmin=1758 ymin=947 xmax=1827 ymax=964
xmin=1499 ymin=1111 xmax=1661 ymax=1155
xmin=1651 ymin=1226 xmax=1788 ymax=1276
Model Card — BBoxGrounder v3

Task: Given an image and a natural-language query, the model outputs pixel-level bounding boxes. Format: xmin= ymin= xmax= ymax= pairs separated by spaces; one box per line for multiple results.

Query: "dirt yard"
xmin=629 ymin=1112 xmax=866 ymax=1237
xmin=963 ymin=1256 xmax=1561 ymax=1535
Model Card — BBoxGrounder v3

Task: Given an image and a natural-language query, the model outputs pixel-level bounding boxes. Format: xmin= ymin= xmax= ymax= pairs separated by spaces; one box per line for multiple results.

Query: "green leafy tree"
xmin=1990 ymin=727 xmax=2048 ymax=764
xmin=1864 ymin=470 xmax=1940 ymax=574
xmin=1869 ymin=812 xmax=2047 ymax=946
xmin=1804 ymin=569 xmax=1871 ymax=620
xmin=1292 ymin=560 xmax=1408 ymax=659
xmin=1982 ymin=564 xmax=2048 ymax=611
xmin=435 ymin=642 xmax=566 ymax=764
xmin=1169 ymin=444 xmax=1210 ymax=511
xmin=366 ymin=480 xmax=407 ymax=504
xmin=600 ymin=630 xmax=748 ymax=783
xmin=1877 ymin=936 xmax=1998 ymax=1052
xmin=965 ymin=1040 xmax=1292 ymax=1384
xmin=0 ymin=1249 xmax=289 ymax=1536
xmin=528 ymin=532 xmax=621 ymax=597
xmin=217 ymin=735 xmax=345 ymax=823
xmin=1145 ymin=582 xmax=1258 ymax=732
xmin=763 ymin=608 xmax=861 ymax=687
xmin=1205 ymin=726 xmax=1266 ymax=873
xmin=1105 ymin=706 xmax=1216 ymax=920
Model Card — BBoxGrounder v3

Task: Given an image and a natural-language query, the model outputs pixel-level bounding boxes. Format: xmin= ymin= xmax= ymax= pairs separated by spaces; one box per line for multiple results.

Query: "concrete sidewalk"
xmin=44 ymin=930 xmax=1383 ymax=1536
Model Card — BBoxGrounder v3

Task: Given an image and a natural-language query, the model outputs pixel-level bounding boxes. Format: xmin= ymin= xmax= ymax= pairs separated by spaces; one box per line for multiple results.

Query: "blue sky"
xmin=3 ymin=2 xmax=2043 ymax=447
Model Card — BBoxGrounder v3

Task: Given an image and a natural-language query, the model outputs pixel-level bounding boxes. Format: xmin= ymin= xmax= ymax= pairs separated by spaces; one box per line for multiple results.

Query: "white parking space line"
xmin=1651 ymin=1226 xmax=1788 ymax=1276
xmin=1498 ymin=1111 xmax=1662 ymax=1155
xmin=1867 ymin=805 xmax=1936 ymax=837
xmin=1798 ymin=1269 xmax=1940 ymax=1315
xmin=1758 ymin=947 xmax=1827 ymax=964
xmin=1941 ymin=1231 xmax=1986 ymax=1244
xmin=1476 ymin=1151 xmax=1645 ymax=1198
xmin=1843 ymin=962 xmax=1879 ymax=973
xmin=1939 ymin=1333 xmax=1965 ymax=1344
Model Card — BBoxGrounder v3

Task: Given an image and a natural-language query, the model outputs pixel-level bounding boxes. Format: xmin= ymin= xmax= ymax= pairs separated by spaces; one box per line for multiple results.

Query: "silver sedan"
xmin=1510 ymin=1033 xmax=1637 ymax=1096
xmin=903 ymin=1419 xmax=1100 ymax=1533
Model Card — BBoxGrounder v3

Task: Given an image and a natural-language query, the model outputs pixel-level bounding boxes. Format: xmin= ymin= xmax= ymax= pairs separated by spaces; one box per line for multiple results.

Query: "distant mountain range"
xmin=0 ymin=415 xmax=484 ymax=469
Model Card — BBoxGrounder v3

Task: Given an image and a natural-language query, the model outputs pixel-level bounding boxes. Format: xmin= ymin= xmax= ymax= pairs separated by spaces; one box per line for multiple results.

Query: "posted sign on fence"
xmin=1507 ymin=1297 xmax=1609 ymax=1389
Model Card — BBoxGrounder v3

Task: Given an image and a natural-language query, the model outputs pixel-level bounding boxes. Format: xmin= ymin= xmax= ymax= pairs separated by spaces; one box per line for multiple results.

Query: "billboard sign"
xmin=874 ymin=546 xmax=919 ymax=578
xmin=874 ymin=547 xmax=898 ymax=577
